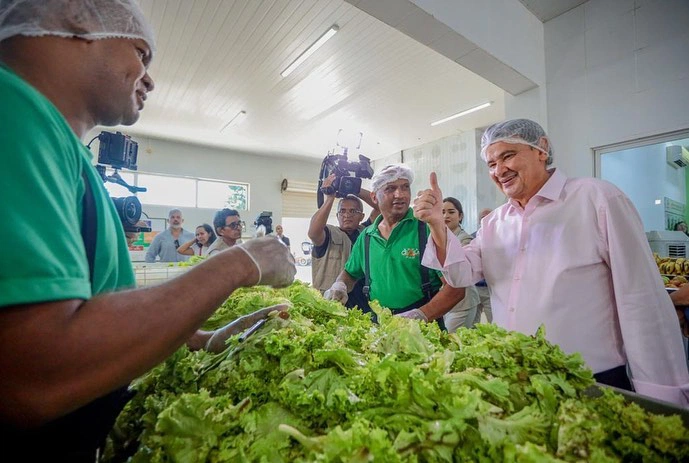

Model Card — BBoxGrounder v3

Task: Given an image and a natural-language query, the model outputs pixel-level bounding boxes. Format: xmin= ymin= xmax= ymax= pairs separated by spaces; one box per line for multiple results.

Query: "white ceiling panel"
xmin=124 ymin=0 xmax=506 ymax=160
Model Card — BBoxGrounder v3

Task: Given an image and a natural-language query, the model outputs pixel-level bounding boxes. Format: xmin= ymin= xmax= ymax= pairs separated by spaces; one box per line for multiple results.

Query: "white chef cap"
xmin=481 ymin=119 xmax=554 ymax=165
xmin=371 ymin=164 xmax=414 ymax=192
xmin=0 ymin=0 xmax=156 ymax=57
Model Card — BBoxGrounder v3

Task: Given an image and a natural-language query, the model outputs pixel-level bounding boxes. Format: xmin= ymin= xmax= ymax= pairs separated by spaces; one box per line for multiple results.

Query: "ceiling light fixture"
xmin=430 ymin=102 xmax=493 ymax=127
xmin=280 ymin=25 xmax=339 ymax=78
xmin=220 ymin=110 xmax=246 ymax=132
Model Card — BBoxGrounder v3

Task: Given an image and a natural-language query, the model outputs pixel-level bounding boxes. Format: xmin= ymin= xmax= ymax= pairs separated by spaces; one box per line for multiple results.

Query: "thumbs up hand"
xmin=413 ymin=172 xmax=444 ymax=227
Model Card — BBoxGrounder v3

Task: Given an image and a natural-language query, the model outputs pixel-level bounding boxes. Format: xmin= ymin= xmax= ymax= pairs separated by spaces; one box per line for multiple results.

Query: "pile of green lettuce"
xmin=105 ymin=282 xmax=688 ymax=462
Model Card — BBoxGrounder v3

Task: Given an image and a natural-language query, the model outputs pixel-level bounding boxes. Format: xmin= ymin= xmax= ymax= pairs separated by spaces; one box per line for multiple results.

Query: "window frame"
xmin=102 ymin=168 xmax=250 ymax=210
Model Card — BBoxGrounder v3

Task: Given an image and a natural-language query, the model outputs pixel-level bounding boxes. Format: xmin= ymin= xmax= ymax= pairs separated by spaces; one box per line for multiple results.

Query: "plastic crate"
xmin=133 ymin=263 xmax=191 ymax=287
xmin=586 ymin=384 xmax=689 ymax=427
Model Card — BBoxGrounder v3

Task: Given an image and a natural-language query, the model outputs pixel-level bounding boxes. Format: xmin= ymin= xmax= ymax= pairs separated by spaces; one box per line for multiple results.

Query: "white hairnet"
xmin=481 ymin=119 xmax=554 ymax=165
xmin=0 ymin=0 xmax=156 ymax=56
xmin=371 ymin=164 xmax=414 ymax=192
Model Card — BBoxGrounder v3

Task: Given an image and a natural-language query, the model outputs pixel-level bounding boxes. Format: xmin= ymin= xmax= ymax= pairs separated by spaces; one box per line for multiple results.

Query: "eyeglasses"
xmin=174 ymin=240 xmax=180 ymax=249
xmin=224 ymin=221 xmax=244 ymax=230
xmin=338 ymin=209 xmax=362 ymax=216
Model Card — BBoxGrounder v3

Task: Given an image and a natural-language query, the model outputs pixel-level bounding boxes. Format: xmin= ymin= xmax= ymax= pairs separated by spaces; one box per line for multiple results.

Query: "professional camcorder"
xmin=254 ymin=211 xmax=273 ymax=235
xmin=89 ymin=131 xmax=151 ymax=233
xmin=317 ymin=150 xmax=373 ymax=208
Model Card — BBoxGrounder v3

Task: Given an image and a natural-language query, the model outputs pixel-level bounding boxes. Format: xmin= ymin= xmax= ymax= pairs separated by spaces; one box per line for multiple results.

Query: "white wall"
xmin=410 ymin=0 xmax=548 ymax=127
xmin=545 ymin=0 xmax=689 ymax=178
xmin=411 ymin=0 xmax=546 ymax=85
xmin=88 ymin=131 xmax=323 ymax=233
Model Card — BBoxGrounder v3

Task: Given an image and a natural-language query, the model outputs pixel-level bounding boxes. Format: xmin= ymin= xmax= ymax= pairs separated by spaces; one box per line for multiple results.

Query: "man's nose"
xmin=143 ymin=72 xmax=155 ymax=92
xmin=494 ymin=161 xmax=509 ymax=176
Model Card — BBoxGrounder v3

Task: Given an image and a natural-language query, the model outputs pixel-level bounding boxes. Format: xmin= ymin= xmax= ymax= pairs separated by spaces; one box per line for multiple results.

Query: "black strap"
xmin=363 ymin=233 xmax=371 ymax=300
xmin=418 ymin=220 xmax=433 ymax=303
xmin=362 ymin=220 xmax=433 ymax=303
xmin=81 ymin=169 xmax=97 ymax=282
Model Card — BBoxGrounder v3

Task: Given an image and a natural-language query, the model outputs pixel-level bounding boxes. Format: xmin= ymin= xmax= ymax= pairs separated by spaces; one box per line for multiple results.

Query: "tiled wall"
xmin=545 ymin=0 xmax=689 ymax=178
xmin=400 ymin=131 xmax=481 ymax=233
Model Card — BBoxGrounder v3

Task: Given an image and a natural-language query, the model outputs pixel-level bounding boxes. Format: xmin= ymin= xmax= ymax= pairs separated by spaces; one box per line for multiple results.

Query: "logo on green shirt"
xmin=401 ymin=248 xmax=419 ymax=259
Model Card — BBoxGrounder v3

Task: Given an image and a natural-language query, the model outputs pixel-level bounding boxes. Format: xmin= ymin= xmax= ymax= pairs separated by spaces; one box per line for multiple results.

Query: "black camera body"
xmin=254 ymin=211 xmax=273 ymax=235
xmin=317 ymin=152 xmax=373 ymax=207
xmin=97 ymin=130 xmax=139 ymax=170
xmin=92 ymin=131 xmax=150 ymax=233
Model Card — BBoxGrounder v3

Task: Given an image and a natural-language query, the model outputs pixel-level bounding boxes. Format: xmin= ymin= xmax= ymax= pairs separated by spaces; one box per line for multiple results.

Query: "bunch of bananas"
xmin=655 ymin=254 xmax=689 ymax=275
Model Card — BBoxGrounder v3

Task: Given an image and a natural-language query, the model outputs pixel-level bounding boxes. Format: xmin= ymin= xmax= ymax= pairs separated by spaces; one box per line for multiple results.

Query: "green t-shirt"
xmin=344 ymin=208 xmax=442 ymax=310
xmin=0 ymin=65 xmax=135 ymax=307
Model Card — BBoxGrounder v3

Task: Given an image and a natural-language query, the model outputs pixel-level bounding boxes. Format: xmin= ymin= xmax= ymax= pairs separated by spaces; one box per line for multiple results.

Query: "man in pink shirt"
xmin=414 ymin=118 xmax=689 ymax=407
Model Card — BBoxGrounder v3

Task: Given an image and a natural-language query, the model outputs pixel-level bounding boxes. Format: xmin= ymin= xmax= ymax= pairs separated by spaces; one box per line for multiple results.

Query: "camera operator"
xmin=308 ymin=173 xmax=379 ymax=311
xmin=0 ymin=1 xmax=295 ymax=459
xmin=145 ymin=208 xmax=195 ymax=263
xmin=207 ymin=208 xmax=243 ymax=256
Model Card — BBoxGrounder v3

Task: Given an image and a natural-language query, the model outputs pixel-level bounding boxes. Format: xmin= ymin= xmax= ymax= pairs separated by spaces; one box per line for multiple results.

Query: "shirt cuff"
xmin=632 ymin=378 xmax=689 ymax=408
xmin=421 ymin=228 xmax=466 ymax=270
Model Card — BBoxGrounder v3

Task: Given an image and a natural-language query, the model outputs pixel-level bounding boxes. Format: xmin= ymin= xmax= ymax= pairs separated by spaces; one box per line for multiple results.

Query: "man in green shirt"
xmin=0 ymin=1 xmax=295 ymax=459
xmin=324 ymin=164 xmax=465 ymax=321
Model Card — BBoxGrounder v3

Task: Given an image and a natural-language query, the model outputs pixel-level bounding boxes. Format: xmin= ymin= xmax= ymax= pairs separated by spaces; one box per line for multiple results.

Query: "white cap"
xmin=0 ymin=0 xmax=156 ymax=57
xmin=371 ymin=164 xmax=414 ymax=192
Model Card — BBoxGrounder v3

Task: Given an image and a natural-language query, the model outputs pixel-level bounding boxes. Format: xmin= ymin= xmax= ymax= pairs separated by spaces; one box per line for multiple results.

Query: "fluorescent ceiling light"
xmin=430 ymin=102 xmax=493 ymax=127
xmin=280 ymin=25 xmax=339 ymax=78
xmin=220 ymin=110 xmax=246 ymax=132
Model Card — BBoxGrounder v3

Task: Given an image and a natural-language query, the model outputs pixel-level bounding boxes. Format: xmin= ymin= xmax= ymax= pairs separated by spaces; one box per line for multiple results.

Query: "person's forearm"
xmin=428 ymin=222 xmax=447 ymax=265
xmin=419 ymin=284 xmax=465 ymax=320
xmin=359 ymin=188 xmax=378 ymax=211
xmin=177 ymin=241 xmax=195 ymax=256
xmin=308 ymin=195 xmax=335 ymax=244
xmin=670 ymin=286 xmax=689 ymax=306
xmin=0 ymin=246 xmax=259 ymax=426
xmin=335 ymin=270 xmax=357 ymax=293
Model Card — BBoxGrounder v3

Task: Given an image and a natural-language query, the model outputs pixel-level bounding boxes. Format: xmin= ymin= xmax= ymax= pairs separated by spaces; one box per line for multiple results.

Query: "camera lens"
xmin=111 ymin=196 xmax=142 ymax=227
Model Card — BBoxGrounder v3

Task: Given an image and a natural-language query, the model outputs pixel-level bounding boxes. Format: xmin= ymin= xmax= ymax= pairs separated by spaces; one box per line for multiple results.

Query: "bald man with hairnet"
xmin=0 ymin=0 xmax=294 ymax=457
xmin=414 ymin=118 xmax=689 ymax=408
xmin=324 ymin=164 xmax=466 ymax=324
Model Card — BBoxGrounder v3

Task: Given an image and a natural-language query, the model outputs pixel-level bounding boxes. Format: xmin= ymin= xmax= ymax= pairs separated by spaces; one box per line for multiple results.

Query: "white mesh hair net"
xmin=481 ymin=119 xmax=554 ymax=165
xmin=0 ymin=0 xmax=156 ymax=56
xmin=371 ymin=164 xmax=414 ymax=192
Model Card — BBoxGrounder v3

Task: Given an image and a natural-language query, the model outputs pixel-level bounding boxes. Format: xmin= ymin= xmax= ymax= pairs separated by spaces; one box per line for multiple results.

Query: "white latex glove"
xmin=323 ymin=281 xmax=348 ymax=304
xmin=205 ymin=304 xmax=289 ymax=353
xmin=397 ymin=308 xmax=428 ymax=321
xmin=236 ymin=236 xmax=296 ymax=287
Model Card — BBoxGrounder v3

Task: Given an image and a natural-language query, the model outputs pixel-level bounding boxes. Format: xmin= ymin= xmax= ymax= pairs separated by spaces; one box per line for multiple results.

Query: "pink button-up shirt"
xmin=423 ymin=169 xmax=689 ymax=407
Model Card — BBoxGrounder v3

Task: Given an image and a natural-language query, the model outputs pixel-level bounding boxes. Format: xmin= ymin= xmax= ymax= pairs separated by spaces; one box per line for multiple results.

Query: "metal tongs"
xmin=238 ymin=318 xmax=267 ymax=342
xmin=199 ymin=319 xmax=267 ymax=377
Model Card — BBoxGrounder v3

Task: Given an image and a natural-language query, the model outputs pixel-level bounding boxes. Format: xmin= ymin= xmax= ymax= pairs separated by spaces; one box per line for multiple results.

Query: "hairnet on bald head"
xmin=0 ymin=0 xmax=156 ymax=57
xmin=371 ymin=164 xmax=414 ymax=192
xmin=481 ymin=119 xmax=554 ymax=165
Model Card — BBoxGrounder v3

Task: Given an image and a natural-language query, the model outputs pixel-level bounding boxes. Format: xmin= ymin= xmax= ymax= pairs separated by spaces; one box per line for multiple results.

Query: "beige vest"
xmin=312 ymin=224 xmax=362 ymax=292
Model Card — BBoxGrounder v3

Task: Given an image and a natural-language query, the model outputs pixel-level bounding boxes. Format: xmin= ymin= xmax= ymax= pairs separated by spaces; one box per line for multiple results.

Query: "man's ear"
xmin=538 ymin=137 xmax=550 ymax=156
xmin=370 ymin=190 xmax=378 ymax=206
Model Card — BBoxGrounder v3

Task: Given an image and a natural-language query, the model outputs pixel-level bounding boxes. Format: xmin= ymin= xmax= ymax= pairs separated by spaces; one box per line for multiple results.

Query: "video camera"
xmin=254 ymin=211 xmax=273 ymax=235
xmin=90 ymin=131 xmax=151 ymax=233
xmin=317 ymin=150 xmax=374 ymax=208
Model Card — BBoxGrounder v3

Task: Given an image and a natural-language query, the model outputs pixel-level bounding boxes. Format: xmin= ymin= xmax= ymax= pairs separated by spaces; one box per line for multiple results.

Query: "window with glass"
xmin=101 ymin=169 xmax=249 ymax=210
